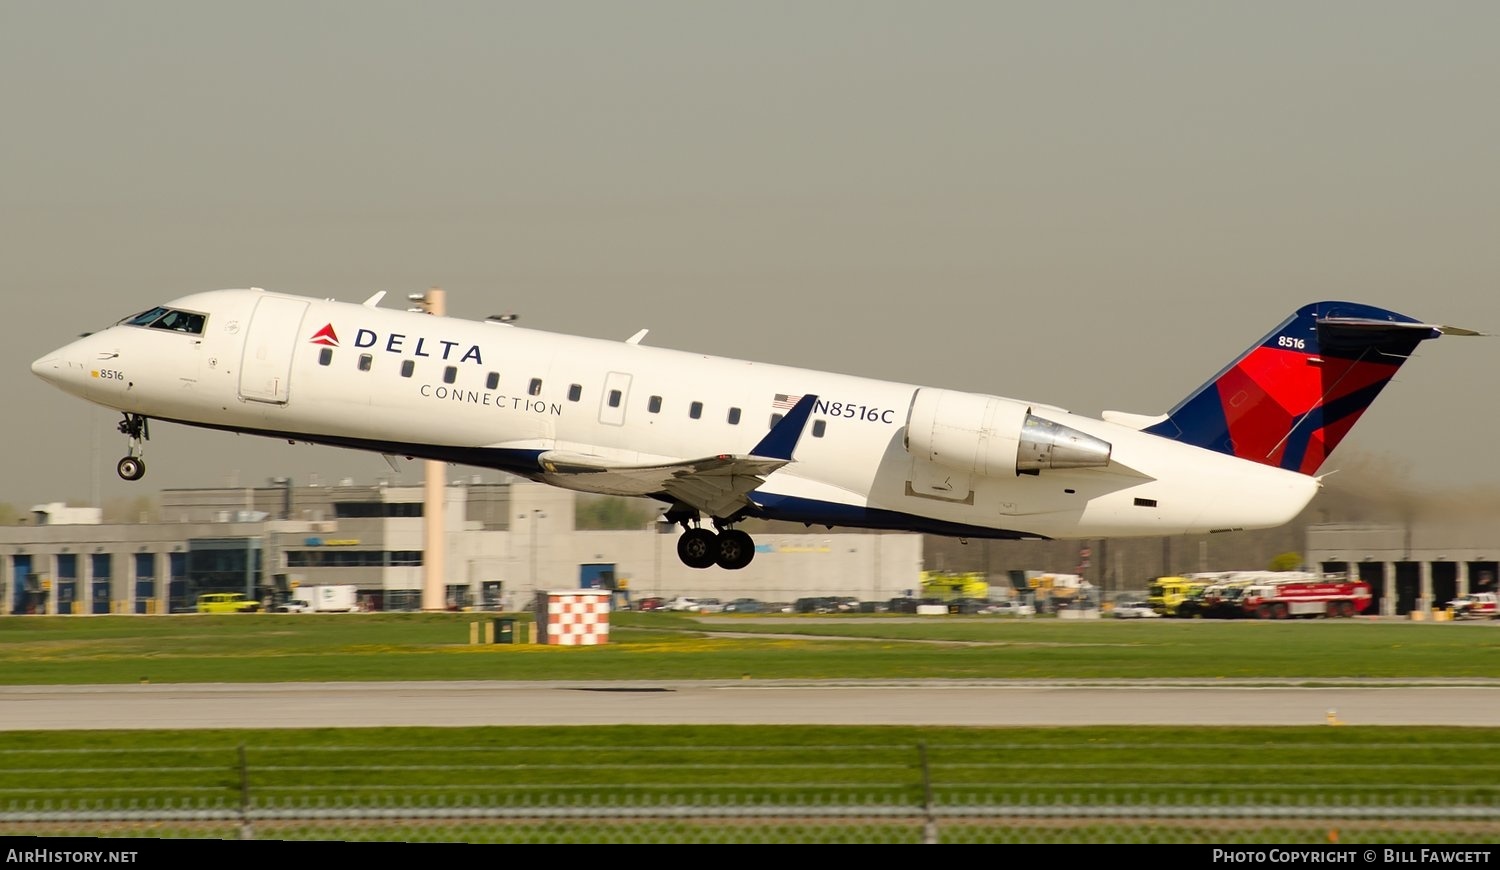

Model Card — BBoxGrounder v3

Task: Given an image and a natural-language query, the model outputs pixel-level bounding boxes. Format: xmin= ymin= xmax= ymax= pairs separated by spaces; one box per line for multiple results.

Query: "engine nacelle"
xmin=904 ymin=388 xmax=1112 ymax=476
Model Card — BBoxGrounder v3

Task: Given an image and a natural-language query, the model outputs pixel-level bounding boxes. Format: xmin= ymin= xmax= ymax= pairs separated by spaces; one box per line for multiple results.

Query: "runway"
xmin=4 ymin=679 xmax=1498 ymax=730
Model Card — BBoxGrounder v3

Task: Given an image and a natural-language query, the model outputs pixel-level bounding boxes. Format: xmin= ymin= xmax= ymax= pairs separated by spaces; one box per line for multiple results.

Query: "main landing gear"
xmin=115 ymin=413 xmax=149 ymax=481
xmin=668 ymin=509 xmax=755 ymax=570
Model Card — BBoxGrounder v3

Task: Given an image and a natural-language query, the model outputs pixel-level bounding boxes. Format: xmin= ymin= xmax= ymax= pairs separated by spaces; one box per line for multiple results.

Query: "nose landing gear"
xmin=115 ymin=413 xmax=149 ymax=481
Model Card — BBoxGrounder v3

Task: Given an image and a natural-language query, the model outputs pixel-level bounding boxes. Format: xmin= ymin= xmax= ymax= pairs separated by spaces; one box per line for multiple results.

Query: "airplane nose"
xmin=31 ymin=338 xmax=98 ymax=397
xmin=31 ymin=352 xmax=62 ymax=383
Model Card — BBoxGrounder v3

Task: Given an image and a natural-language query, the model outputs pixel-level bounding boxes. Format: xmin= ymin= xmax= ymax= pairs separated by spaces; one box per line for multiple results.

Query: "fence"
xmin=4 ymin=793 xmax=1500 ymax=843
xmin=1 ymin=740 xmax=1497 ymax=844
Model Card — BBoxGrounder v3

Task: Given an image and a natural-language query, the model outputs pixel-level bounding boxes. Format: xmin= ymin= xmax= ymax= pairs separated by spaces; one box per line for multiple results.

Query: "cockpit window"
xmin=121 ymin=307 xmax=171 ymax=327
xmin=122 ymin=307 xmax=206 ymax=335
xmin=151 ymin=310 xmax=206 ymax=334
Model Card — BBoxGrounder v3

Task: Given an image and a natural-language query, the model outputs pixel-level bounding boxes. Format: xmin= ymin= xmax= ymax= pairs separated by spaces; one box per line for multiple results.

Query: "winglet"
xmin=362 ymin=291 xmax=387 ymax=307
xmin=750 ymin=394 xmax=818 ymax=460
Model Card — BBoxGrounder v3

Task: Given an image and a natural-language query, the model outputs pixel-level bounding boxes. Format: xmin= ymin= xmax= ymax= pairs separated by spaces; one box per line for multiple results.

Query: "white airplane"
xmin=31 ymin=288 xmax=1478 ymax=570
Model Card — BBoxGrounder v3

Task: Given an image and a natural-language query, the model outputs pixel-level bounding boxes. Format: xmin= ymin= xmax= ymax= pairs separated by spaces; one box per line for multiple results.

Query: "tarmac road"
xmin=3 ymin=678 xmax=1498 ymax=730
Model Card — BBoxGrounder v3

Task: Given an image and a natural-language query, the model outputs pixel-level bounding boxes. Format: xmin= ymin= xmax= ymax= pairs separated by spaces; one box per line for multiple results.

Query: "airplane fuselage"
xmin=32 ymin=288 xmax=1321 ymax=545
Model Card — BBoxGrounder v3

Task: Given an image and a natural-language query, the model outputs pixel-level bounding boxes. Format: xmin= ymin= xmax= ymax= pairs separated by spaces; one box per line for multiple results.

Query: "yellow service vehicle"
xmin=196 ymin=592 xmax=261 ymax=613
xmin=1146 ymin=576 xmax=1211 ymax=617
xmin=919 ymin=571 xmax=989 ymax=602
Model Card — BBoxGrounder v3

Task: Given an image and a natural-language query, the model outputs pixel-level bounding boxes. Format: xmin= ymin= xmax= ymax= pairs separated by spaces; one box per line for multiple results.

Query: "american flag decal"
xmin=772 ymin=393 xmax=801 ymax=409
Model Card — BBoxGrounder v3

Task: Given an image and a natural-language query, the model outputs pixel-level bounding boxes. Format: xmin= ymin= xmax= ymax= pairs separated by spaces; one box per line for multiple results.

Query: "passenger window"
xmin=486 ymin=372 xmax=500 ymax=390
xmin=443 ymin=366 xmax=457 ymax=384
xmin=608 ymin=389 xmax=622 ymax=408
xmin=319 ymin=348 xmax=333 ymax=366
xmin=690 ymin=401 xmax=703 ymax=420
xmin=529 ymin=378 xmax=542 ymax=396
xmin=648 ymin=396 xmax=662 ymax=413
xmin=812 ymin=419 xmax=826 ymax=438
xmin=401 ymin=360 xmax=415 ymax=378
xmin=727 ymin=407 xmax=741 ymax=425
xmin=770 ymin=413 xmax=783 ymax=427
xmin=358 ymin=354 xmax=373 ymax=372
xmin=568 ymin=384 xmax=582 ymax=402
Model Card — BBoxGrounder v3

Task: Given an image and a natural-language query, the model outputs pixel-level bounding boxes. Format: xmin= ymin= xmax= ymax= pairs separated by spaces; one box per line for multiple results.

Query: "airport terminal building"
xmin=1 ymin=478 xmax=923 ymax=615
xmin=1305 ymin=522 xmax=1498 ymax=618
xmin=3 ymin=476 xmax=1495 ymax=619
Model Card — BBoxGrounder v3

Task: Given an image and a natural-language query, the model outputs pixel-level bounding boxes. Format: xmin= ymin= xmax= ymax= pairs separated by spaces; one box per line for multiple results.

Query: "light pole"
xmin=526 ymin=510 xmax=546 ymax=590
xmin=409 ymin=287 xmax=446 ymax=611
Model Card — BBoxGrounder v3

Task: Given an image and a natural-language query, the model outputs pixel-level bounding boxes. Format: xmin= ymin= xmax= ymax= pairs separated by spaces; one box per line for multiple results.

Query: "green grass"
xmin=3 ymin=724 xmax=1497 ymax=805
xmin=0 ymin=611 xmax=1496 ymax=683
xmin=2 ymin=612 xmax=1497 ymax=844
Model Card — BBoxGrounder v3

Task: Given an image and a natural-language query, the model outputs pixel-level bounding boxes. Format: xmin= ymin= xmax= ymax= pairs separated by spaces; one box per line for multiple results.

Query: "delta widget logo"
xmin=309 ymin=324 xmax=340 ymax=347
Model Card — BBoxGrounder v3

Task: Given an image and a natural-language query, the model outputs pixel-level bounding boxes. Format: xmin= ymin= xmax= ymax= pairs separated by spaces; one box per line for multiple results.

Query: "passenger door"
xmin=238 ymin=296 xmax=309 ymax=404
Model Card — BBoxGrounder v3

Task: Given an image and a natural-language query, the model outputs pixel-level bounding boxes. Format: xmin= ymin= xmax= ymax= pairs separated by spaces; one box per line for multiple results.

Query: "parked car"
xmin=981 ymin=600 xmax=1037 ymax=617
xmin=722 ymin=598 xmax=762 ymax=613
xmin=1448 ymin=593 xmax=1498 ymax=619
xmin=1112 ymin=601 xmax=1160 ymax=619
xmin=666 ymin=596 xmax=705 ymax=612
xmin=695 ymin=598 xmax=726 ymax=613
xmin=196 ymin=592 xmax=260 ymax=613
xmin=270 ymin=600 xmax=312 ymax=614
xmin=634 ymin=597 xmax=666 ymax=612
xmin=886 ymin=597 xmax=921 ymax=614
xmin=928 ymin=597 xmax=982 ymax=614
xmin=791 ymin=596 xmax=839 ymax=614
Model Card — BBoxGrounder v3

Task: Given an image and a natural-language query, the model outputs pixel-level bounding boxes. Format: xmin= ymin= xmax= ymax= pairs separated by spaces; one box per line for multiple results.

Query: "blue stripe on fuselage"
xmin=747 ymin=492 xmax=1045 ymax=540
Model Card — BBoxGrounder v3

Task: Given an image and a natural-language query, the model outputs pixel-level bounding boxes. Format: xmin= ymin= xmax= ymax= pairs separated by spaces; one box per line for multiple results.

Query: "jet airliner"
xmin=30 ymin=289 xmax=1477 ymax=570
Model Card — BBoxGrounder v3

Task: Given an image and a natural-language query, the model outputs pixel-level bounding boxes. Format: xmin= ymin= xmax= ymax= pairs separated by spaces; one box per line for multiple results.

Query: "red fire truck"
xmin=1238 ymin=577 xmax=1371 ymax=619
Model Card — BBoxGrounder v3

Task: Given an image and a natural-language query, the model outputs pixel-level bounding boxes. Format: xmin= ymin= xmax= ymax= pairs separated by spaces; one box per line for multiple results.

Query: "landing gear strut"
xmin=116 ymin=413 xmax=149 ymax=481
xmin=668 ymin=510 xmax=756 ymax=570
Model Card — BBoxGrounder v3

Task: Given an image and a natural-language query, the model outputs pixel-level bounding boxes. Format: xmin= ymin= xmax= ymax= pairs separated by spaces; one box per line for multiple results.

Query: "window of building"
xmin=727 ymin=407 xmax=741 ymax=425
xmin=690 ymin=401 xmax=703 ymax=420
xmin=443 ymin=366 xmax=458 ymax=384
xmin=358 ymin=354 xmax=373 ymax=372
xmin=401 ymin=360 xmax=415 ymax=378
xmin=568 ymin=384 xmax=582 ymax=402
xmin=319 ymin=347 xmax=333 ymax=366
xmin=335 ymin=502 xmax=424 ymax=518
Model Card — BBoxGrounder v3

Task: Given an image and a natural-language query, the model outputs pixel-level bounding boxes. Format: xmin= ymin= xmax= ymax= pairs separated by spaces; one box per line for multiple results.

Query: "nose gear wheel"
xmin=115 ymin=413 xmax=150 ymax=481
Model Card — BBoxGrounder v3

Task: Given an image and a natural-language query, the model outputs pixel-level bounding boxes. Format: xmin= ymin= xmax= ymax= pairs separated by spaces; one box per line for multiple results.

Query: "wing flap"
xmin=538 ymin=451 xmax=789 ymax=516
xmin=533 ymin=393 xmax=820 ymax=518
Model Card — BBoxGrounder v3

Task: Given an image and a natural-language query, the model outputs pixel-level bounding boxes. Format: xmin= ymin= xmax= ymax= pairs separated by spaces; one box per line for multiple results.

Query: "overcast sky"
xmin=4 ymin=2 xmax=1498 ymax=510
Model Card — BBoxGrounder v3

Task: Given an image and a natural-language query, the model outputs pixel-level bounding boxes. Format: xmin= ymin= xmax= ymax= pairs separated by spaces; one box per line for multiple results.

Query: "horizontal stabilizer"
xmin=1102 ymin=410 xmax=1168 ymax=430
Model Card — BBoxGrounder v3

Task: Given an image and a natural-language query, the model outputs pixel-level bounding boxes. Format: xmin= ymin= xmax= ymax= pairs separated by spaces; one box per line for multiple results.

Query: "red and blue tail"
xmin=1143 ymin=302 xmax=1465 ymax=475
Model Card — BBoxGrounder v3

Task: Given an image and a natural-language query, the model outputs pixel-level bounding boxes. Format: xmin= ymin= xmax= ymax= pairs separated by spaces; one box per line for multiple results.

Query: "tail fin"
xmin=1142 ymin=301 xmax=1474 ymax=475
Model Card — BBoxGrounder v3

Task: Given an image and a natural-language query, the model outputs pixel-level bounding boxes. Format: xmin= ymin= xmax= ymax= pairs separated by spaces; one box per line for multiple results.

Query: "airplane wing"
xmin=535 ymin=394 xmax=819 ymax=518
xmin=537 ymin=451 xmax=791 ymax=517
